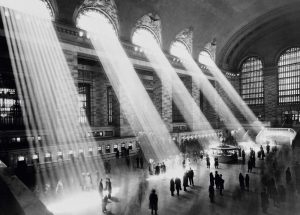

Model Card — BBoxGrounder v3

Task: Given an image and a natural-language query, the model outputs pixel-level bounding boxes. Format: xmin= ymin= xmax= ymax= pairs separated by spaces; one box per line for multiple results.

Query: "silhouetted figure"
xmin=149 ymin=189 xmax=158 ymax=215
xmin=261 ymin=188 xmax=269 ymax=213
xmin=210 ymin=172 xmax=215 ymax=187
xmin=214 ymin=157 xmax=219 ymax=169
xmin=155 ymin=164 xmax=160 ymax=175
xmin=248 ymin=160 xmax=252 ymax=173
xmin=175 ymin=177 xmax=182 ymax=196
xmin=170 ymin=178 xmax=175 ymax=196
xmin=209 ymin=185 xmax=215 ymax=203
xmin=261 ymin=148 xmax=265 ymax=160
xmin=219 ymin=174 xmax=224 ymax=196
xmin=239 ymin=173 xmax=245 ymax=190
xmin=266 ymin=144 xmax=270 ymax=154
xmin=98 ymin=178 xmax=103 ymax=197
xmin=242 ymin=150 xmax=246 ymax=164
xmin=183 ymin=172 xmax=189 ymax=191
xmin=245 ymin=174 xmax=250 ymax=191
xmin=188 ymin=168 xmax=194 ymax=186
xmin=136 ymin=156 xmax=140 ymax=168
xmin=106 ymin=178 xmax=112 ymax=199
xmin=215 ymin=171 xmax=220 ymax=189
xmin=206 ymin=156 xmax=210 ymax=168
xmin=286 ymin=167 xmax=292 ymax=185
xmin=116 ymin=149 xmax=120 ymax=159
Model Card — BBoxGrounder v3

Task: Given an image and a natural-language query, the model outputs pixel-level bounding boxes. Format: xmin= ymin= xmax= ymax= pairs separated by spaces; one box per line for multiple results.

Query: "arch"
xmin=172 ymin=27 xmax=193 ymax=55
xmin=277 ymin=47 xmax=300 ymax=104
xmin=74 ymin=0 xmax=119 ymax=34
xmin=240 ymin=56 xmax=264 ymax=105
xmin=132 ymin=13 xmax=162 ymax=46
xmin=40 ymin=0 xmax=56 ymax=20
xmin=132 ymin=27 xmax=160 ymax=48
xmin=169 ymin=40 xmax=190 ymax=58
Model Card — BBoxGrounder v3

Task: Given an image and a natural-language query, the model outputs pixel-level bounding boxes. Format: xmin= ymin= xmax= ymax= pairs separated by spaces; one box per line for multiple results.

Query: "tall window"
xmin=0 ymin=88 xmax=22 ymax=128
xmin=107 ymin=86 xmax=113 ymax=125
xmin=278 ymin=47 xmax=300 ymax=104
xmin=240 ymin=57 xmax=264 ymax=105
xmin=78 ymin=83 xmax=91 ymax=124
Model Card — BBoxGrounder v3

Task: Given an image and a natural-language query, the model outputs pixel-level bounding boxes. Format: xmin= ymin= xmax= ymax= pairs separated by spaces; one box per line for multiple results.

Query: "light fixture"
xmin=79 ymin=31 xmax=84 ymax=37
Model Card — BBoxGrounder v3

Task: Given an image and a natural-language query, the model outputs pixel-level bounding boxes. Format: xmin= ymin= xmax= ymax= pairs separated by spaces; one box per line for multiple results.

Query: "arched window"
xmin=132 ymin=27 xmax=160 ymax=49
xmin=40 ymin=0 xmax=55 ymax=20
xmin=76 ymin=9 xmax=116 ymax=36
xmin=278 ymin=47 xmax=300 ymax=104
xmin=170 ymin=40 xmax=190 ymax=58
xmin=240 ymin=57 xmax=264 ymax=105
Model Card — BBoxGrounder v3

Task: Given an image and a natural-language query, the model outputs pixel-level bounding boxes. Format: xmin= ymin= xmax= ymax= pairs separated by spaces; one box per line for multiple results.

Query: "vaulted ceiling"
xmin=51 ymin=0 xmax=300 ymax=69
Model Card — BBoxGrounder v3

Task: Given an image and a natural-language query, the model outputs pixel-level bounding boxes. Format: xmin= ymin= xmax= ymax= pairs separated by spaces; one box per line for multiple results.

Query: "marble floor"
xmin=43 ymin=149 xmax=300 ymax=215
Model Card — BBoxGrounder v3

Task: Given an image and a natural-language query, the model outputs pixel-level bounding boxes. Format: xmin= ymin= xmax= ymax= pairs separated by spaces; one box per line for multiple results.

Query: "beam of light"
xmin=171 ymin=41 xmax=248 ymax=138
xmin=198 ymin=52 xmax=264 ymax=132
xmin=256 ymin=127 xmax=296 ymax=146
xmin=0 ymin=0 xmax=105 ymax=205
xmin=76 ymin=11 xmax=179 ymax=161
xmin=132 ymin=28 xmax=218 ymax=136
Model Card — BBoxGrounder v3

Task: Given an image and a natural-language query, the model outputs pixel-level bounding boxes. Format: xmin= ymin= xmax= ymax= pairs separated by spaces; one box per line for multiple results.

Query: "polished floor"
xmin=41 ymin=148 xmax=300 ymax=215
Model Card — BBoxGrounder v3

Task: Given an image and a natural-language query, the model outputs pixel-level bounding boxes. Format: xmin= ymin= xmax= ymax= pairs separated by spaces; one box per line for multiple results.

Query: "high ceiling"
xmin=51 ymin=0 xmax=300 ymax=67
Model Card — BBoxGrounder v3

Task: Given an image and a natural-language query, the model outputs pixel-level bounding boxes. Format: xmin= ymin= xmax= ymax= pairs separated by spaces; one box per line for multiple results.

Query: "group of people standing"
xmin=238 ymin=173 xmax=250 ymax=191
xmin=206 ymin=155 xmax=219 ymax=169
xmin=169 ymin=168 xmax=194 ymax=196
xmin=209 ymin=171 xmax=224 ymax=202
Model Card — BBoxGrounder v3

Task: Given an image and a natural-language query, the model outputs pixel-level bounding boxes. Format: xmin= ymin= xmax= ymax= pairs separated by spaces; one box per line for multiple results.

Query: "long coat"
xmin=175 ymin=178 xmax=181 ymax=190
xmin=170 ymin=179 xmax=175 ymax=192
xmin=149 ymin=193 xmax=158 ymax=210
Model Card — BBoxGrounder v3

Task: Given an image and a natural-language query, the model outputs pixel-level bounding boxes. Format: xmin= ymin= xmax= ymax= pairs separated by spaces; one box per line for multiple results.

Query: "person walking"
xmin=214 ymin=157 xmax=219 ymax=169
xmin=210 ymin=172 xmax=215 ymax=187
xmin=175 ymin=177 xmax=182 ymax=196
xmin=206 ymin=156 xmax=210 ymax=168
xmin=209 ymin=185 xmax=215 ymax=203
xmin=286 ymin=167 xmax=292 ymax=185
xmin=248 ymin=159 xmax=252 ymax=173
xmin=266 ymin=144 xmax=270 ymax=154
xmin=149 ymin=189 xmax=158 ymax=215
xmin=239 ymin=173 xmax=245 ymax=190
xmin=106 ymin=178 xmax=112 ymax=199
xmin=170 ymin=178 xmax=175 ymax=196
xmin=215 ymin=171 xmax=220 ymax=189
xmin=188 ymin=168 xmax=194 ymax=186
xmin=245 ymin=174 xmax=250 ymax=191
xmin=183 ymin=172 xmax=189 ymax=191
xmin=219 ymin=174 xmax=224 ymax=196
xmin=98 ymin=178 xmax=103 ymax=198
xmin=242 ymin=150 xmax=246 ymax=164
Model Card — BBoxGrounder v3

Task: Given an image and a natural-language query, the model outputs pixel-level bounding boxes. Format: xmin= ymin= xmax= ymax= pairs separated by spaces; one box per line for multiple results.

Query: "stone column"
xmin=152 ymin=73 xmax=172 ymax=131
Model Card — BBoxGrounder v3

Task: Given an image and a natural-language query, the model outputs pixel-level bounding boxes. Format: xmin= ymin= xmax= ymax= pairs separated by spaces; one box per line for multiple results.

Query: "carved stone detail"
xmin=174 ymin=27 xmax=193 ymax=54
xmin=77 ymin=0 xmax=119 ymax=33
xmin=203 ymin=38 xmax=217 ymax=62
xmin=41 ymin=0 xmax=55 ymax=19
xmin=135 ymin=13 xmax=162 ymax=45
